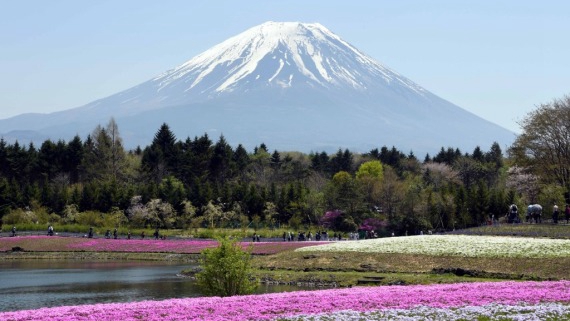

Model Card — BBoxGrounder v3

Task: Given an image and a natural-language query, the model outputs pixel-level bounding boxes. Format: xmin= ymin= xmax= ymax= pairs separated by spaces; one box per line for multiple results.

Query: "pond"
xmin=0 ymin=260 xmax=305 ymax=312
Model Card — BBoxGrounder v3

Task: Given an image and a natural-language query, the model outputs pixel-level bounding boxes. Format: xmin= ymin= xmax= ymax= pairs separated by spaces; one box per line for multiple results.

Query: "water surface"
xmin=0 ymin=260 xmax=303 ymax=312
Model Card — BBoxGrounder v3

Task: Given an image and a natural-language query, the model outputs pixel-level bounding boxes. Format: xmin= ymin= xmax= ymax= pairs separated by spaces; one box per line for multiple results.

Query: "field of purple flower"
xmin=0 ymin=236 xmax=326 ymax=255
xmin=0 ymin=280 xmax=568 ymax=320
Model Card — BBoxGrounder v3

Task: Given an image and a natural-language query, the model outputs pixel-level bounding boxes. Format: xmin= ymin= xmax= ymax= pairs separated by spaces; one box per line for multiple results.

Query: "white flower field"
xmin=296 ymin=234 xmax=570 ymax=258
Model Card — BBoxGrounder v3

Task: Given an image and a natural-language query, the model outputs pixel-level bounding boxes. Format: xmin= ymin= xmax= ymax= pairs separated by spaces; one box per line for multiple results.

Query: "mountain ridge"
xmin=0 ymin=21 xmax=514 ymax=155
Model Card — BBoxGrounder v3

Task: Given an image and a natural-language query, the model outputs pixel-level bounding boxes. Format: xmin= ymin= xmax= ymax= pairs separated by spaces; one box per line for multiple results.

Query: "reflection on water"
xmin=0 ymin=260 xmax=305 ymax=312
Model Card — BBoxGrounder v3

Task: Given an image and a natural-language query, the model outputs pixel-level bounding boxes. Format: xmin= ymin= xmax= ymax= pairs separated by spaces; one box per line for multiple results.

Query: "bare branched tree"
xmin=509 ymin=95 xmax=570 ymax=194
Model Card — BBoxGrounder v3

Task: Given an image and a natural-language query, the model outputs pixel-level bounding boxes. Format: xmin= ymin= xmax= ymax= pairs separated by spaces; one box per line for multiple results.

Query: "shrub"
xmin=62 ymin=204 xmax=80 ymax=224
xmin=76 ymin=211 xmax=104 ymax=227
xmin=196 ymin=236 xmax=257 ymax=297
xmin=2 ymin=208 xmax=38 ymax=225
xmin=359 ymin=218 xmax=388 ymax=232
xmin=320 ymin=210 xmax=358 ymax=232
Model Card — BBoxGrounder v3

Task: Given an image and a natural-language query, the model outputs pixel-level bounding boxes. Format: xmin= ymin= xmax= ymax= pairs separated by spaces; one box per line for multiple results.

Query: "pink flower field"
xmin=1 ymin=280 xmax=569 ymax=320
xmin=0 ymin=236 xmax=326 ymax=255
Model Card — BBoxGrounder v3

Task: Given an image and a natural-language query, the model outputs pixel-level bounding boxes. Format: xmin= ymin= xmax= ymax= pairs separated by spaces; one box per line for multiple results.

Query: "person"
xmin=113 ymin=228 xmax=118 ymax=239
xmin=566 ymin=205 xmax=570 ymax=224
xmin=509 ymin=204 xmax=519 ymax=223
xmin=153 ymin=228 xmax=159 ymax=240
xmin=553 ymin=205 xmax=559 ymax=224
xmin=141 ymin=231 xmax=145 ymax=239
xmin=88 ymin=227 xmax=94 ymax=238
xmin=47 ymin=225 xmax=54 ymax=236
xmin=127 ymin=231 xmax=131 ymax=240
xmin=11 ymin=226 xmax=16 ymax=237
xmin=105 ymin=229 xmax=111 ymax=239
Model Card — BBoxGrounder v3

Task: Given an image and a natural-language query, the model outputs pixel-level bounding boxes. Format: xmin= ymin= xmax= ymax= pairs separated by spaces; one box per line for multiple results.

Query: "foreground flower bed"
xmin=296 ymin=234 xmax=570 ymax=258
xmin=1 ymin=280 xmax=568 ymax=320
xmin=0 ymin=236 xmax=326 ymax=255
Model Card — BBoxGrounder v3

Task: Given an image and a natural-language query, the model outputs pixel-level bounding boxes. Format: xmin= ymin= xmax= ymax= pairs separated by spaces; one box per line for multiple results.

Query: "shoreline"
xmin=1 ymin=250 xmax=200 ymax=262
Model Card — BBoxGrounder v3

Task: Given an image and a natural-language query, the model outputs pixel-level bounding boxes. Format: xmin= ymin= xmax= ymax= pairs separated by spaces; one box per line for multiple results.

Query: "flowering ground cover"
xmin=0 ymin=280 xmax=568 ymax=320
xmin=295 ymin=234 xmax=570 ymax=258
xmin=278 ymin=302 xmax=570 ymax=320
xmin=0 ymin=236 xmax=326 ymax=255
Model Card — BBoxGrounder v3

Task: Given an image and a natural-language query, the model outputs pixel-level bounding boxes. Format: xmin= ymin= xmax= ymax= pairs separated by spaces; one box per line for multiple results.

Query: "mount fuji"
xmin=0 ymin=21 xmax=514 ymax=155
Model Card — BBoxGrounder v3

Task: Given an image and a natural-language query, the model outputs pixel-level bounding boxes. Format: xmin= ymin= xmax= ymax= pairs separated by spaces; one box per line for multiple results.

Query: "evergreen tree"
xmin=472 ymin=146 xmax=484 ymax=161
xmin=233 ymin=144 xmax=250 ymax=172
xmin=159 ymin=176 xmax=186 ymax=213
xmin=486 ymin=142 xmax=504 ymax=170
xmin=270 ymin=150 xmax=281 ymax=168
xmin=210 ymin=135 xmax=234 ymax=185
xmin=330 ymin=149 xmax=353 ymax=174
xmin=0 ymin=139 xmax=8 ymax=178
xmin=66 ymin=135 xmax=84 ymax=184
xmin=142 ymin=123 xmax=179 ymax=182
xmin=310 ymin=151 xmax=330 ymax=173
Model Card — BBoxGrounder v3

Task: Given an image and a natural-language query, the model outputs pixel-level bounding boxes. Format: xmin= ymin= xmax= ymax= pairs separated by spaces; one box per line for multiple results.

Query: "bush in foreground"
xmin=196 ymin=236 xmax=257 ymax=297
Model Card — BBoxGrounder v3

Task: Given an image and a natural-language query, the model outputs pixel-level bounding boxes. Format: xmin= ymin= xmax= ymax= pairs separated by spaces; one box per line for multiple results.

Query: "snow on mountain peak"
xmin=152 ymin=21 xmax=425 ymax=98
xmin=0 ymin=22 xmax=515 ymax=157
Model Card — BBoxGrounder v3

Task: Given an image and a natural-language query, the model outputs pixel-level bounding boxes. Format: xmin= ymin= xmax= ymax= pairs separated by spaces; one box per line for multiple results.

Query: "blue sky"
xmin=1 ymin=0 xmax=568 ymax=133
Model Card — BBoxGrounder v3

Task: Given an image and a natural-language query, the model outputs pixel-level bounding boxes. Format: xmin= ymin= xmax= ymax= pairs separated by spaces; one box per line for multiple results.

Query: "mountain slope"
xmin=0 ymin=21 xmax=514 ymax=155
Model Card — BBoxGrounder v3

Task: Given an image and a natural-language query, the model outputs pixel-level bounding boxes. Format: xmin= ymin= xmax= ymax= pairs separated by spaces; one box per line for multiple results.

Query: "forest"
xmin=1 ymin=95 xmax=569 ymax=235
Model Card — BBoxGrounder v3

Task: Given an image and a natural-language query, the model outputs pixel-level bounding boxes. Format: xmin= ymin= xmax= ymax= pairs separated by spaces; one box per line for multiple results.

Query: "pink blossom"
xmin=0 ymin=236 xmax=327 ymax=255
xmin=0 ymin=280 xmax=568 ymax=320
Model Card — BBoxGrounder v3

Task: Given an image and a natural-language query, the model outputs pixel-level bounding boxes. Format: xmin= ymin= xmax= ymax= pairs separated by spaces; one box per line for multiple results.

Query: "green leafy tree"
xmin=196 ymin=236 xmax=257 ymax=297
xmin=325 ymin=171 xmax=363 ymax=216
xmin=356 ymin=160 xmax=384 ymax=206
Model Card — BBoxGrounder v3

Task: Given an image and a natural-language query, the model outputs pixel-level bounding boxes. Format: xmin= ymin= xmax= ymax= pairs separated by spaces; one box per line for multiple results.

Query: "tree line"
xmin=2 ymin=94 xmax=569 ymax=235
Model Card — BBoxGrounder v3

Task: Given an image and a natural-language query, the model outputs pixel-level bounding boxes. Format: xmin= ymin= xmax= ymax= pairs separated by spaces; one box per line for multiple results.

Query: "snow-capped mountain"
xmin=0 ymin=21 xmax=514 ymax=155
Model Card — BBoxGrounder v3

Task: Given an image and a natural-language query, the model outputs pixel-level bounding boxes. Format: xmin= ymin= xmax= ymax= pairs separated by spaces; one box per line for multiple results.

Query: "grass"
xmin=253 ymin=269 xmax=498 ymax=287
xmin=252 ymin=251 xmax=570 ymax=282
xmin=448 ymin=222 xmax=570 ymax=239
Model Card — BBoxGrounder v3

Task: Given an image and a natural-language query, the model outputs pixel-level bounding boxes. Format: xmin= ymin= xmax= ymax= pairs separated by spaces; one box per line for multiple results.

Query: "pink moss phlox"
xmin=1 ymin=280 xmax=569 ymax=321
xmin=0 ymin=236 xmax=328 ymax=254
